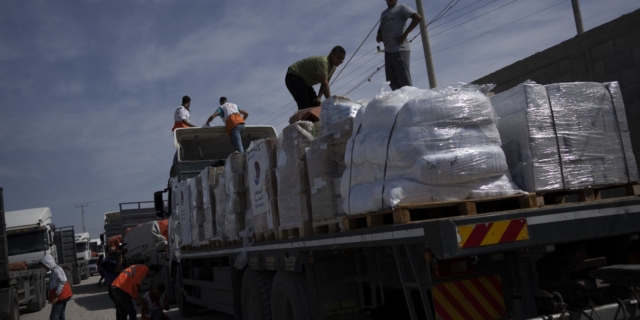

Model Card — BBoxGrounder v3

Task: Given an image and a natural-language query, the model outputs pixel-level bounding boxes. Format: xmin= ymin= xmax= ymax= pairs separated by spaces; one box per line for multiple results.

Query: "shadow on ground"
xmin=71 ymin=279 xmax=114 ymax=311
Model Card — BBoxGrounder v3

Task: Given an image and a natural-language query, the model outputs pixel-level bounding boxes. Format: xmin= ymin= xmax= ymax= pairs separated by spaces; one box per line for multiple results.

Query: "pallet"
xmin=535 ymin=182 xmax=640 ymax=206
xmin=278 ymin=222 xmax=313 ymax=240
xmin=343 ymin=193 xmax=538 ymax=231
xmin=254 ymin=231 xmax=278 ymax=242
xmin=312 ymin=218 xmax=342 ymax=235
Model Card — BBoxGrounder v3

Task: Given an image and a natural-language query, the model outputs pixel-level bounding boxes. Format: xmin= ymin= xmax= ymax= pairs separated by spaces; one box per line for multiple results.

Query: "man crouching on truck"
xmin=205 ymin=97 xmax=249 ymax=153
xmin=40 ymin=255 xmax=73 ymax=320
xmin=111 ymin=264 xmax=160 ymax=320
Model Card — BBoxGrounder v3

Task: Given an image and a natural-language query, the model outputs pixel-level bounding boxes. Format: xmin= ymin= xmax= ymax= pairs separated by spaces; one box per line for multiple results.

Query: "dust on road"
xmin=21 ymin=274 xmax=233 ymax=320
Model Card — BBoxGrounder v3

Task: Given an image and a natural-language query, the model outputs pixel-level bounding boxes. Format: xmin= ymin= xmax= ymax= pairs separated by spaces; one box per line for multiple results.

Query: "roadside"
xmin=21 ymin=273 xmax=232 ymax=320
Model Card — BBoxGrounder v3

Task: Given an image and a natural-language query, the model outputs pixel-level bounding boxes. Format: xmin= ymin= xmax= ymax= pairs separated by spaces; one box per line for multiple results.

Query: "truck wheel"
xmin=72 ymin=267 xmax=82 ymax=285
xmin=81 ymin=265 xmax=89 ymax=280
xmin=270 ymin=272 xmax=312 ymax=320
xmin=65 ymin=268 xmax=74 ymax=288
xmin=241 ymin=268 xmax=274 ymax=320
xmin=26 ymin=278 xmax=44 ymax=312
xmin=176 ymin=265 xmax=198 ymax=317
xmin=0 ymin=288 xmax=20 ymax=320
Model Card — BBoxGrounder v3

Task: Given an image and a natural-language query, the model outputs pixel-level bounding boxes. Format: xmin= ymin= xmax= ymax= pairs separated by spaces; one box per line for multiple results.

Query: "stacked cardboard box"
xmin=178 ymin=178 xmax=193 ymax=246
xmin=221 ymin=153 xmax=247 ymax=241
xmin=202 ymin=166 xmax=224 ymax=241
xmin=246 ymin=138 xmax=279 ymax=236
xmin=189 ymin=176 xmax=205 ymax=245
xmin=276 ymin=121 xmax=316 ymax=229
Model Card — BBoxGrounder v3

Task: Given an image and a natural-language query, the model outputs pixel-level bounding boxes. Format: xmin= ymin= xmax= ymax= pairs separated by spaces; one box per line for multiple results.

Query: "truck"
xmin=0 ymin=188 xmax=48 ymax=318
xmin=103 ymin=211 xmax=121 ymax=240
xmin=74 ymin=232 xmax=91 ymax=280
xmin=153 ymin=126 xmax=640 ymax=320
xmin=53 ymin=226 xmax=85 ymax=286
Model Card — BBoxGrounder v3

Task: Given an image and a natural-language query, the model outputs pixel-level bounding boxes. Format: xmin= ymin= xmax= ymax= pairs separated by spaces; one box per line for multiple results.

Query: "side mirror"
xmin=153 ymin=191 xmax=169 ymax=219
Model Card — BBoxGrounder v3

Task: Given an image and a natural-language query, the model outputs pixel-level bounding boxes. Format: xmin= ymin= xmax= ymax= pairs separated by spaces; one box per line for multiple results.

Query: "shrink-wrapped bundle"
xmin=178 ymin=179 xmax=193 ymax=245
xmin=604 ymin=82 xmax=639 ymax=182
xmin=490 ymin=82 xmax=563 ymax=191
xmin=202 ymin=166 xmax=224 ymax=240
xmin=246 ymin=139 xmax=279 ymax=235
xmin=189 ymin=176 xmax=205 ymax=245
xmin=221 ymin=153 xmax=246 ymax=241
xmin=342 ymin=84 xmax=521 ymax=215
xmin=320 ymin=96 xmax=364 ymax=136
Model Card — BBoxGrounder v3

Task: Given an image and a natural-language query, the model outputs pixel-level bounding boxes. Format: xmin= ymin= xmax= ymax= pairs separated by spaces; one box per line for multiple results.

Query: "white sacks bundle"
xmin=341 ymin=84 xmax=521 ymax=215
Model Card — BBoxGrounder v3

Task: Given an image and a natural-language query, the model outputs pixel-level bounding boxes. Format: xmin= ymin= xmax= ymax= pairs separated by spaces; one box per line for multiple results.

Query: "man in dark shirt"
xmin=102 ymin=246 xmax=124 ymax=320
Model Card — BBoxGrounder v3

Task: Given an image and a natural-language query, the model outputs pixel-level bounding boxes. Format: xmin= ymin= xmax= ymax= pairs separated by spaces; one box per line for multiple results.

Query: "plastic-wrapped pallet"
xmin=545 ymin=82 xmax=629 ymax=188
xmin=342 ymin=84 xmax=521 ymax=215
xmin=307 ymin=129 xmax=350 ymax=221
xmin=320 ymin=96 xmax=364 ymax=136
xmin=202 ymin=166 xmax=224 ymax=241
xmin=246 ymin=138 xmax=279 ymax=236
xmin=276 ymin=121 xmax=317 ymax=229
xmin=604 ymin=82 xmax=639 ymax=182
xmin=222 ymin=153 xmax=247 ymax=241
xmin=490 ymin=82 xmax=563 ymax=192
xmin=189 ymin=176 xmax=205 ymax=245
xmin=178 ymin=178 xmax=193 ymax=246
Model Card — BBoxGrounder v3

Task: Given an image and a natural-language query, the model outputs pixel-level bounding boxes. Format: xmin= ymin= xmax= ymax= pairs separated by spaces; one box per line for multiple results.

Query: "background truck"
xmin=0 ymin=188 xmax=48 ymax=319
xmin=103 ymin=211 xmax=121 ymax=240
xmin=74 ymin=232 xmax=92 ymax=280
xmin=154 ymin=126 xmax=640 ymax=320
xmin=53 ymin=226 xmax=84 ymax=286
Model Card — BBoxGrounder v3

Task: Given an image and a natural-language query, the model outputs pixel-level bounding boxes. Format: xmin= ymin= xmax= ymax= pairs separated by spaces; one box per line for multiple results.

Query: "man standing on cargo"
xmin=205 ymin=97 xmax=249 ymax=153
xmin=172 ymin=95 xmax=197 ymax=131
xmin=376 ymin=0 xmax=422 ymax=90
xmin=111 ymin=264 xmax=160 ymax=320
xmin=285 ymin=46 xmax=346 ymax=110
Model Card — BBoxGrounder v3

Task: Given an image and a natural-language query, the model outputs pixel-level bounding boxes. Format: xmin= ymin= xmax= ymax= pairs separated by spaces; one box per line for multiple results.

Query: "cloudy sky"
xmin=1 ymin=0 xmax=639 ymax=237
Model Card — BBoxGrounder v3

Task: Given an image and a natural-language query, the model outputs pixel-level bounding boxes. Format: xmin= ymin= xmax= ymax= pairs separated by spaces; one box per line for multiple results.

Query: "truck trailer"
xmin=153 ymin=126 xmax=640 ymax=320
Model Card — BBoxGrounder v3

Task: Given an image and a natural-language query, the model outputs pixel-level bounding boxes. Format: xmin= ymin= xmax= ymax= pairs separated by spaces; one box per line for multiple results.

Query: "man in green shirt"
xmin=286 ymin=46 xmax=346 ymax=110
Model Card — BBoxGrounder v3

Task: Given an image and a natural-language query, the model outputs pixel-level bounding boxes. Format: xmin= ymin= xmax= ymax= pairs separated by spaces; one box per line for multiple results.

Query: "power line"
xmin=331 ymin=19 xmax=381 ymax=86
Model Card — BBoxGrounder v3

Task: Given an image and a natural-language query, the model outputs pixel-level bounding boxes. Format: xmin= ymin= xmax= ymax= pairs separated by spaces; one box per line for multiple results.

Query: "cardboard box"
xmin=247 ymin=138 xmax=280 ymax=234
xmin=276 ymin=160 xmax=311 ymax=228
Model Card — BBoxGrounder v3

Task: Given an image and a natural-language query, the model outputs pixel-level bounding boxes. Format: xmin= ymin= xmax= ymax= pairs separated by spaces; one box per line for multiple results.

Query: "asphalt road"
xmin=21 ymin=273 xmax=234 ymax=320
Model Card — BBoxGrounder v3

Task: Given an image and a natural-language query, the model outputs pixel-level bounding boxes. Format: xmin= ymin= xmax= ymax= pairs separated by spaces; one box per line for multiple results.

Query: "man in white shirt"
xmin=205 ymin=97 xmax=249 ymax=153
xmin=172 ymin=95 xmax=197 ymax=131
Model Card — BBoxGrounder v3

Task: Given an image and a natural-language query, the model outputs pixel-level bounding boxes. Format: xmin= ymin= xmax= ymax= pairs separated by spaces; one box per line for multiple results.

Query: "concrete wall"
xmin=474 ymin=9 xmax=640 ymax=170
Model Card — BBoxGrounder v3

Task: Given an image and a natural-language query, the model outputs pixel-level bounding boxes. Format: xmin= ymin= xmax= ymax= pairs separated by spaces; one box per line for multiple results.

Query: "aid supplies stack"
xmin=491 ymin=81 xmax=638 ymax=192
xmin=341 ymin=84 xmax=521 ymax=215
xmin=178 ymin=178 xmax=193 ymax=245
xmin=202 ymin=166 xmax=224 ymax=240
xmin=246 ymin=138 xmax=279 ymax=236
xmin=189 ymin=176 xmax=205 ymax=245
xmin=214 ymin=153 xmax=247 ymax=241
xmin=307 ymin=97 xmax=364 ymax=220
xmin=276 ymin=121 xmax=316 ymax=230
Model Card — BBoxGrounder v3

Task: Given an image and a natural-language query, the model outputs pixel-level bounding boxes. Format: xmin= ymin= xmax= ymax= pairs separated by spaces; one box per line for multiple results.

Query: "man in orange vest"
xmin=40 ymin=255 xmax=73 ymax=320
xmin=205 ymin=97 xmax=249 ymax=153
xmin=172 ymin=95 xmax=197 ymax=132
xmin=111 ymin=264 xmax=160 ymax=320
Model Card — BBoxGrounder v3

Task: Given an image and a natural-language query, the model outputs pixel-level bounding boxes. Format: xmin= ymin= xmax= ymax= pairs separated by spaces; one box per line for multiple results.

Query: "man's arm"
xmin=239 ymin=110 xmax=249 ymax=121
xmin=206 ymin=111 xmax=220 ymax=125
xmin=114 ymin=255 xmax=123 ymax=273
xmin=395 ymin=13 xmax=422 ymax=45
xmin=376 ymin=28 xmax=383 ymax=43
xmin=181 ymin=119 xmax=197 ymax=128
xmin=317 ymin=77 xmax=331 ymax=102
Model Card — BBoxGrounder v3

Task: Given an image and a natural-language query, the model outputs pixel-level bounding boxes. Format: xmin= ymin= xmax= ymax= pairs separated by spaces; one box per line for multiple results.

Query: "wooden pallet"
xmin=535 ymin=182 xmax=640 ymax=206
xmin=254 ymin=231 xmax=278 ymax=242
xmin=278 ymin=222 xmax=313 ymax=239
xmin=312 ymin=218 xmax=342 ymax=235
xmin=343 ymin=193 xmax=538 ymax=231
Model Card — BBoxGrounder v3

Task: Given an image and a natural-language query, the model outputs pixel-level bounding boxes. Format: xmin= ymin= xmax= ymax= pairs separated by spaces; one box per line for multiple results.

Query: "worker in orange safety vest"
xmin=111 ymin=264 xmax=160 ymax=320
xmin=40 ymin=255 xmax=73 ymax=320
xmin=172 ymin=95 xmax=197 ymax=132
xmin=204 ymin=97 xmax=249 ymax=153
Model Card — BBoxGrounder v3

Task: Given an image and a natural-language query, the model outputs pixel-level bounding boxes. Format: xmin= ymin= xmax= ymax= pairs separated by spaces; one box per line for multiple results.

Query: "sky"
xmin=1 ymin=0 xmax=639 ymax=238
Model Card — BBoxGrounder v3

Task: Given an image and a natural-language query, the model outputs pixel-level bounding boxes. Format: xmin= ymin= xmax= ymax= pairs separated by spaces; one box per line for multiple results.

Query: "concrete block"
xmin=591 ymin=40 xmax=616 ymax=60
xmin=559 ymin=59 xmax=572 ymax=75
xmin=622 ymin=84 xmax=640 ymax=105
xmin=626 ymin=101 xmax=640 ymax=122
xmin=605 ymin=55 xmax=621 ymax=74
xmin=619 ymin=66 xmax=640 ymax=87
xmin=538 ymin=64 xmax=560 ymax=83
xmin=594 ymin=60 xmax=606 ymax=78
xmin=595 ymin=71 xmax=621 ymax=84
xmin=634 ymin=47 xmax=640 ymax=64
xmin=550 ymin=74 xmax=572 ymax=83
xmin=571 ymin=61 xmax=587 ymax=81
xmin=619 ymin=50 xmax=636 ymax=69
xmin=614 ymin=30 xmax=640 ymax=53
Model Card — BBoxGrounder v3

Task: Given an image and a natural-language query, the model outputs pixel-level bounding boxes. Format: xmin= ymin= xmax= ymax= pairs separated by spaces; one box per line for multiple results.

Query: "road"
xmin=21 ymin=274 xmax=234 ymax=320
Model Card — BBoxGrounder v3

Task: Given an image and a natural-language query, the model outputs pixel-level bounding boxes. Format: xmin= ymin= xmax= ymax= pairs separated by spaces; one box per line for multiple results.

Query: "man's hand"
xmin=394 ymin=34 xmax=407 ymax=45
xmin=51 ymin=297 xmax=58 ymax=305
xmin=315 ymin=96 xmax=322 ymax=106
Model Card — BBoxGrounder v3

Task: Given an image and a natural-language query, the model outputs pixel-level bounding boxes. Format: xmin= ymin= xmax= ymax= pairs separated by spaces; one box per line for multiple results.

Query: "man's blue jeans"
xmin=50 ymin=300 xmax=68 ymax=320
xmin=231 ymin=124 xmax=245 ymax=153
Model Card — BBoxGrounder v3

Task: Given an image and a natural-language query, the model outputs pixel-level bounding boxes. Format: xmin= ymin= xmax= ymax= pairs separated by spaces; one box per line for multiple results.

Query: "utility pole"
xmin=415 ymin=0 xmax=437 ymax=88
xmin=571 ymin=0 xmax=585 ymax=34
xmin=76 ymin=203 xmax=88 ymax=233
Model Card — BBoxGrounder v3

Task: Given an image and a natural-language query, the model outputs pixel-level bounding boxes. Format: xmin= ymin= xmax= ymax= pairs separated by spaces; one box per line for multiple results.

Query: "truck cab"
xmin=5 ymin=207 xmax=56 ymax=267
xmin=74 ymin=232 xmax=91 ymax=262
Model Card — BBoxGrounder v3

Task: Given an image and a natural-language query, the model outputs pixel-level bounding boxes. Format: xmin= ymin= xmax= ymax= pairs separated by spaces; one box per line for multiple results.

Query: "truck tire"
xmin=65 ymin=268 xmax=74 ymax=288
xmin=25 ymin=278 xmax=44 ymax=312
xmin=81 ymin=265 xmax=89 ymax=280
xmin=0 ymin=287 xmax=20 ymax=320
xmin=241 ymin=268 xmax=273 ymax=320
xmin=72 ymin=266 xmax=82 ymax=285
xmin=270 ymin=272 xmax=312 ymax=320
xmin=176 ymin=265 xmax=198 ymax=317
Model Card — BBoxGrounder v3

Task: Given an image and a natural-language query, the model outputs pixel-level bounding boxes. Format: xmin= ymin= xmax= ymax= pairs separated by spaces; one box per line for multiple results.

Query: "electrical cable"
xmin=331 ymin=19 xmax=381 ymax=86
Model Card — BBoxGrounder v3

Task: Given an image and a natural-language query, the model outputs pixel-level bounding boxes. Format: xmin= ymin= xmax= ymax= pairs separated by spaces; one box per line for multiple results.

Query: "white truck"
xmin=0 ymin=189 xmax=48 ymax=318
xmin=74 ymin=232 xmax=91 ymax=280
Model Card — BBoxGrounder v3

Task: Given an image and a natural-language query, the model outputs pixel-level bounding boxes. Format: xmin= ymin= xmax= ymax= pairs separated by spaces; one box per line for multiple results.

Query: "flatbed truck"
xmin=154 ymin=126 xmax=640 ymax=320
